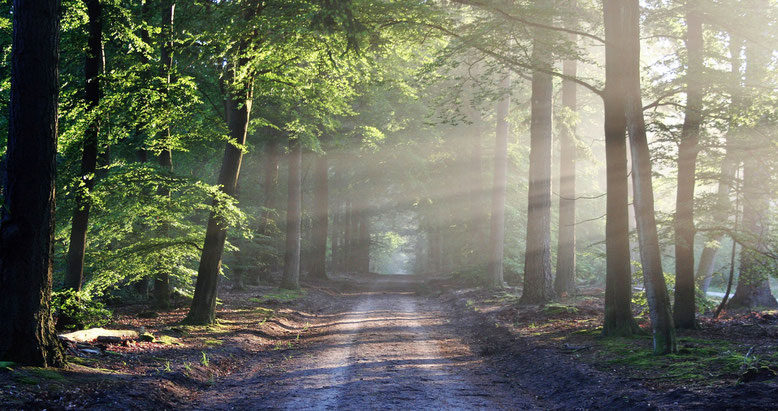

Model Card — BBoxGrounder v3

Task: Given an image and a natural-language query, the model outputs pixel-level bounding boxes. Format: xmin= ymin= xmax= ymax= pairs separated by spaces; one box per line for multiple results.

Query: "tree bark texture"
xmin=0 ymin=0 xmax=65 ymax=367
xmin=602 ymin=0 xmax=639 ymax=337
xmin=554 ymin=13 xmax=578 ymax=296
xmin=622 ymin=0 xmax=676 ymax=354
xmin=186 ymin=62 xmax=252 ymax=324
xmin=521 ymin=36 xmax=555 ymax=305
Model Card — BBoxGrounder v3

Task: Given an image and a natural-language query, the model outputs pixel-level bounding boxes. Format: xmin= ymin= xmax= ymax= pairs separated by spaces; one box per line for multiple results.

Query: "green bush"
xmin=51 ymin=289 xmax=112 ymax=331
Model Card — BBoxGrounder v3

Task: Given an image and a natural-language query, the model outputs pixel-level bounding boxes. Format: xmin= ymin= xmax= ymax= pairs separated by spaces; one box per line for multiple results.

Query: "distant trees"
xmin=487 ymin=75 xmax=511 ymax=288
xmin=554 ymin=14 xmax=578 ymax=297
xmin=309 ymin=153 xmax=329 ymax=280
xmin=281 ymin=139 xmax=303 ymax=290
xmin=727 ymin=17 xmax=778 ymax=309
xmin=0 ymin=0 xmax=65 ymax=367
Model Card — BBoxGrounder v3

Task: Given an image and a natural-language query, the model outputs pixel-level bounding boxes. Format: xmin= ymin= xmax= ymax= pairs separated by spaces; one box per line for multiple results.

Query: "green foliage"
xmin=51 ymin=290 xmax=112 ymax=331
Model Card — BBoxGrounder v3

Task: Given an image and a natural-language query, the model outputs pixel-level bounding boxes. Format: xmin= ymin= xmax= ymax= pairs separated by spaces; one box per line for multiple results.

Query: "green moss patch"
xmin=250 ymin=289 xmax=307 ymax=304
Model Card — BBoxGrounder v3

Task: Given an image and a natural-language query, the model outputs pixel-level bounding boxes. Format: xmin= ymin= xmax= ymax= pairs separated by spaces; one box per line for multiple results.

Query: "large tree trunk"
xmin=309 ymin=153 xmax=329 ymax=280
xmin=153 ymin=0 xmax=176 ymax=309
xmin=623 ymin=0 xmax=676 ymax=354
xmin=521 ymin=36 xmax=554 ymax=305
xmin=0 ymin=0 xmax=65 ymax=367
xmin=602 ymin=0 xmax=639 ymax=337
xmin=185 ymin=62 xmax=252 ymax=324
xmin=554 ymin=14 xmax=578 ymax=297
xmin=64 ymin=0 xmax=102 ymax=291
xmin=697 ymin=36 xmax=743 ymax=294
xmin=281 ymin=140 xmax=303 ymax=289
xmin=487 ymin=75 xmax=510 ymax=287
xmin=673 ymin=4 xmax=703 ymax=329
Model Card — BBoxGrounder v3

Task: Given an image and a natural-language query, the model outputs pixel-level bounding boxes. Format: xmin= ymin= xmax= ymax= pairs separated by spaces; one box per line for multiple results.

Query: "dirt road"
xmin=197 ymin=277 xmax=533 ymax=410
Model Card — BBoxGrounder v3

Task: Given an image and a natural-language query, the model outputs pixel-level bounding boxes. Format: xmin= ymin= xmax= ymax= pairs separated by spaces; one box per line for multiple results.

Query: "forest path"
xmin=196 ymin=276 xmax=533 ymax=410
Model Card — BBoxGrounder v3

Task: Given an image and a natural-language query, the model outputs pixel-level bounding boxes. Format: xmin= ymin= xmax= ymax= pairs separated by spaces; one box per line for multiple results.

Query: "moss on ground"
xmin=250 ymin=289 xmax=307 ymax=304
xmin=587 ymin=335 xmax=770 ymax=382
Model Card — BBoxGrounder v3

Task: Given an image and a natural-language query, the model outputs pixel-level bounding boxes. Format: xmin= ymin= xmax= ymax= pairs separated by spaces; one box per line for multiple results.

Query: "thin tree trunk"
xmin=623 ymin=0 xmax=676 ymax=354
xmin=358 ymin=208 xmax=370 ymax=273
xmin=64 ymin=0 xmax=102 ymax=291
xmin=469 ymin=108 xmax=486 ymax=268
xmin=728 ymin=157 xmax=778 ymax=308
xmin=487 ymin=74 xmax=510 ymax=288
xmin=0 ymin=0 xmax=65 ymax=367
xmin=698 ymin=37 xmax=743 ymax=294
xmin=343 ymin=194 xmax=354 ymax=272
xmin=714 ymin=167 xmax=740 ymax=318
xmin=185 ymin=62 xmax=252 ymax=324
xmin=310 ymin=153 xmax=329 ymax=279
xmin=521 ymin=35 xmax=554 ymax=305
xmin=153 ymin=0 xmax=176 ymax=309
xmin=673 ymin=4 xmax=703 ymax=329
xmin=554 ymin=11 xmax=578 ymax=296
xmin=281 ymin=140 xmax=303 ymax=289
xmin=602 ymin=0 xmax=639 ymax=337
xmin=261 ymin=137 xmax=281 ymax=217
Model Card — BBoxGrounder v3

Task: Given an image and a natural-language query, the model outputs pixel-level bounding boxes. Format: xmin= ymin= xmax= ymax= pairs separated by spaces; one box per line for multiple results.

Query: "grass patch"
xmin=204 ymin=339 xmax=223 ymax=347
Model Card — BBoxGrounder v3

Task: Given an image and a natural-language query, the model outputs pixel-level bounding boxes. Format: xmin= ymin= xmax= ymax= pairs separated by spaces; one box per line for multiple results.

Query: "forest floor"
xmin=1 ymin=274 xmax=777 ymax=409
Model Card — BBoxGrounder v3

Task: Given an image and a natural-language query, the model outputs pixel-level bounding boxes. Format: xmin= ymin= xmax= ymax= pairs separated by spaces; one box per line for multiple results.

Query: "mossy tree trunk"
xmin=0 ymin=0 xmax=65 ymax=367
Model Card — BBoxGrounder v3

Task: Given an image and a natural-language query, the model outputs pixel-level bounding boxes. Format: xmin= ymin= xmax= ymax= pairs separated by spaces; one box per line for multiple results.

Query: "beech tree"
xmin=0 ymin=0 xmax=65 ymax=367
xmin=554 ymin=4 xmax=578 ymax=296
xmin=673 ymin=2 xmax=703 ymax=330
xmin=520 ymin=28 xmax=554 ymax=305
xmin=621 ymin=0 xmax=676 ymax=354
xmin=64 ymin=0 xmax=103 ymax=291
xmin=602 ymin=0 xmax=639 ymax=337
